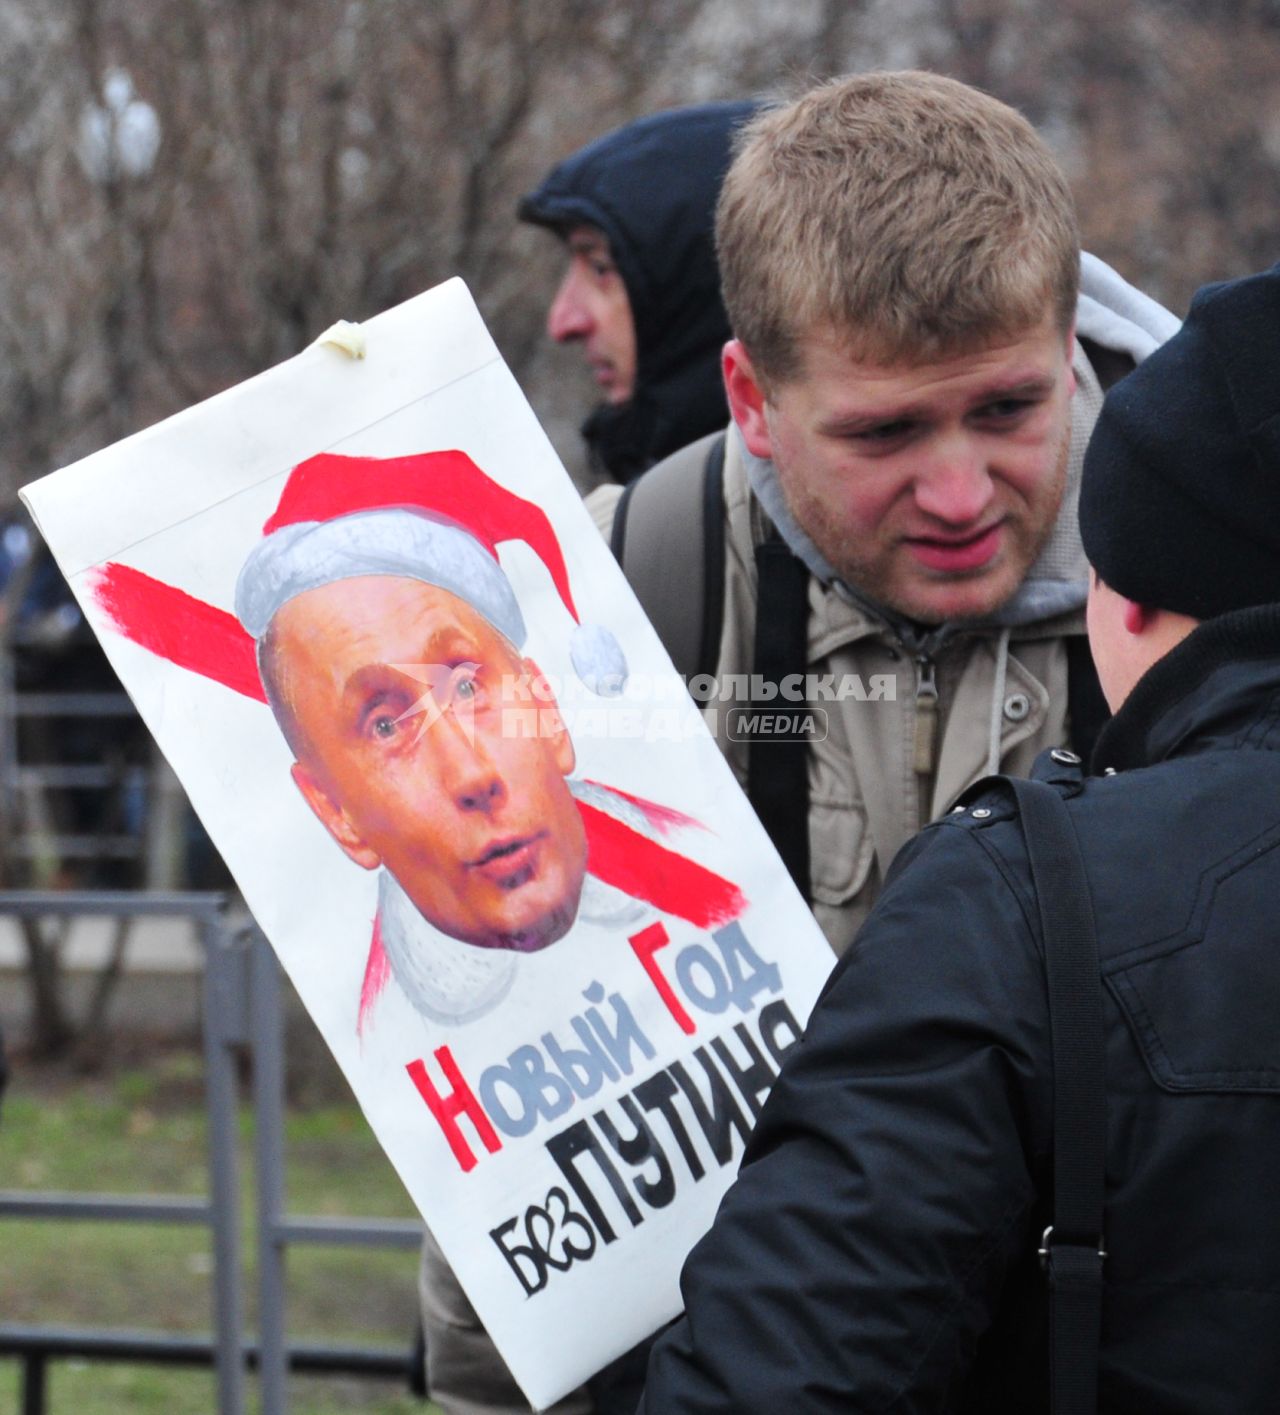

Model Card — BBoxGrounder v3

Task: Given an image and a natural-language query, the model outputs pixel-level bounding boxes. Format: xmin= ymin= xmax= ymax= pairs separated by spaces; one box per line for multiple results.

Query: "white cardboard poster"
xmin=21 ymin=279 xmax=834 ymax=1408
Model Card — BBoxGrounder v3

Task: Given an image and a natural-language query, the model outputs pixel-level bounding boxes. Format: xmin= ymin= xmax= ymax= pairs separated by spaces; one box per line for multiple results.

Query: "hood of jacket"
xmin=520 ymin=100 xmax=757 ymax=482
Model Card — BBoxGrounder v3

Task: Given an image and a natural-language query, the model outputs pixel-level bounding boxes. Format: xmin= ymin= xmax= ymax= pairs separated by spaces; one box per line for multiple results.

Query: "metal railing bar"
xmin=12 ymin=692 xmax=135 ymax=717
xmin=8 ymin=837 xmax=141 ymax=858
xmin=0 ymin=1326 xmax=412 ymax=1378
xmin=0 ymin=890 xmax=227 ymax=919
xmin=250 ymin=929 xmax=289 ymax=1415
xmin=273 ymin=1217 xmax=423 ymax=1249
xmin=13 ymin=766 xmax=149 ymax=788
xmin=0 ymin=1193 xmax=211 ymax=1224
xmin=0 ymin=1202 xmax=417 ymax=1248
xmin=202 ymin=917 xmax=248 ymax=1415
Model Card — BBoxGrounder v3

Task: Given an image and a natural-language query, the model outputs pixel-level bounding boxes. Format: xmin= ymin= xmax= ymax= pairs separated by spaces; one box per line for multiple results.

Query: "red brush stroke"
xmin=357 ymin=914 xmax=390 ymax=1040
xmin=577 ymin=799 xmax=747 ymax=930
xmin=585 ymin=780 xmax=704 ymax=836
xmin=89 ymin=562 xmax=266 ymax=704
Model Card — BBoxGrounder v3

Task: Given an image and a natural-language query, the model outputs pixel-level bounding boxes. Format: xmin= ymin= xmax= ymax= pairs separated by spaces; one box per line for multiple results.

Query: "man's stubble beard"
xmin=777 ymin=423 xmax=1071 ymax=628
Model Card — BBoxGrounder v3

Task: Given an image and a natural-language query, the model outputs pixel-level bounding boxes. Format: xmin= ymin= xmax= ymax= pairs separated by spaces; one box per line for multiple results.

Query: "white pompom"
xmin=570 ymin=624 xmax=628 ymax=697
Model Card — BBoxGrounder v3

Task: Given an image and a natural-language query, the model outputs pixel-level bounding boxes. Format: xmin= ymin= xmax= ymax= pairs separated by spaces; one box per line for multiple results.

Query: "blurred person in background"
xmin=519 ymin=100 xmax=756 ymax=486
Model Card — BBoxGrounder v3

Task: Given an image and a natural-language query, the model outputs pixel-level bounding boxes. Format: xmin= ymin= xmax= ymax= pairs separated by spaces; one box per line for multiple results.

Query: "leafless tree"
xmin=4 ymin=0 xmax=1277 ymax=503
xmin=0 ymin=0 xmax=1277 ymax=1056
xmin=0 ymin=0 xmax=728 ymax=502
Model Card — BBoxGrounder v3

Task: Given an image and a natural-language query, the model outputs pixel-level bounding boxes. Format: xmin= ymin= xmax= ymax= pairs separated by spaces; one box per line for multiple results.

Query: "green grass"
xmin=0 ymin=1047 xmax=443 ymax=1413
xmin=0 ymin=1365 xmax=429 ymax=1414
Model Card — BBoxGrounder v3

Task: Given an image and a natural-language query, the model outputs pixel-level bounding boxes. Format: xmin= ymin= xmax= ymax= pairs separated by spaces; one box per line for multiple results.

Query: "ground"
xmin=0 ymin=1039 xmax=444 ymax=1414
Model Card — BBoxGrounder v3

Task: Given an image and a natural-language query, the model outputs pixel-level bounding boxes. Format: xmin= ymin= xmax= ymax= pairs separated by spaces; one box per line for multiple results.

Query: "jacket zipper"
xmin=913 ymin=653 xmax=940 ymax=827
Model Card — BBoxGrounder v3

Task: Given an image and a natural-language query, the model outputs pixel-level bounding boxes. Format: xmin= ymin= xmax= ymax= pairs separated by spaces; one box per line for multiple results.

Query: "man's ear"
xmin=1093 ymin=570 xmax=1152 ymax=638
xmin=1121 ymin=599 xmax=1154 ymax=636
xmin=289 ymin=761 xmax=381 ymax=871
xmin=723 ymin=340 xmax=774 ymax=460
xmin=1063 ymin=320 xmax=1078 ymax=399
xmin=522 ymin=656 xmax=576 ymax=776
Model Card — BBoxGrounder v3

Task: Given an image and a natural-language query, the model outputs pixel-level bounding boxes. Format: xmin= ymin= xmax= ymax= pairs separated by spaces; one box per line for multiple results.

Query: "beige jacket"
xmin=590 ymin=340 xmax=1105 ymax=954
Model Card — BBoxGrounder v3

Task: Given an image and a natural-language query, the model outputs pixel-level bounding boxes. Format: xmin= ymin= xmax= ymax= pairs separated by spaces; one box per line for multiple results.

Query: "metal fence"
xmin=0 ymin=891 xmax=423 ymax=1414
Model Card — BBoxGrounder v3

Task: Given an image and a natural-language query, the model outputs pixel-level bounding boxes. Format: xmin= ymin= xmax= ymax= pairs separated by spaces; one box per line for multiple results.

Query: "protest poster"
xmin=20 ymin=277 xmax=835 ymax=1408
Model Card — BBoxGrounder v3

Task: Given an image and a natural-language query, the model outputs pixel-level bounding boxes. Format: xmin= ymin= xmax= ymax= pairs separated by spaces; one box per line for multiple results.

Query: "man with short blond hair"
xmin=438 ymin=70 xmax=1178 ymax=1415
xmin=715 ymin=70 xmax=1080 ymax=379
xmin=600 ymin=69 xmax=1178 ymax=952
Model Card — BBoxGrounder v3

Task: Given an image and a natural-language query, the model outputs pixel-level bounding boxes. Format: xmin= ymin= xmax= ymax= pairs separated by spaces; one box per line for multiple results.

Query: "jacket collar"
xmin=1092 ymin=604 xmax=1280 ymax=773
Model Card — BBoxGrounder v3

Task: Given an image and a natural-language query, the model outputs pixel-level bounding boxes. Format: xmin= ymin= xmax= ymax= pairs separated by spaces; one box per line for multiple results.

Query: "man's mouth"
xmin=469 ymin=833 xmax=544 ymax=889
xmin=905 ymin=522 xmax=1003 ymax=574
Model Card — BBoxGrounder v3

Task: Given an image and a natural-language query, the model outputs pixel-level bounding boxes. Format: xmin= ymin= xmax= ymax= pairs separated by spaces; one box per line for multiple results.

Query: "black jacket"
xmin=641 ymin=604 xmax=1280 ymax=1412
xmin=519 ymin=101 xmax=755 ymax=484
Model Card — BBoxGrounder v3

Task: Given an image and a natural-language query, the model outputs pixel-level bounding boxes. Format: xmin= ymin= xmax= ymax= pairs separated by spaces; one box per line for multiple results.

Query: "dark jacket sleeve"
xmin=639 ymin=823 xmax=1055 ymax=1413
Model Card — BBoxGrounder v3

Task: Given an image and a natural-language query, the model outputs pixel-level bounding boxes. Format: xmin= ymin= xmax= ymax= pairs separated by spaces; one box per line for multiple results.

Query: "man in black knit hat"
xmin=639 ymin=261 xmax=1280 ymax=1412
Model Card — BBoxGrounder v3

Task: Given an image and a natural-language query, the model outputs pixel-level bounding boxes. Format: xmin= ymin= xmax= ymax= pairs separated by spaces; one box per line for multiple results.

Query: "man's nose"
xmin=433 ymin=714 xmax=507 ymax=814
xmin=913 ymin=436 xmax=996 ymax=526
xmin=547 ymin=268 xmax=593 ymax=343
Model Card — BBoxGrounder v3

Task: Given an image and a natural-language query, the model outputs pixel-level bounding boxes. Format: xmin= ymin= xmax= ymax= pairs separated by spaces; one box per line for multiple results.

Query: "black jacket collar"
xmin=1092 ymin=604 xmax=1280 ymax=773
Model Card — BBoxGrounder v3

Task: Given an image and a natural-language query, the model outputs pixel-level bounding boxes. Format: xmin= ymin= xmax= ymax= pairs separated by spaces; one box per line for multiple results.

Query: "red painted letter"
xmin=630 ymin=922 xmax=696 ymax=1035
xmin=406 ymin=1046 xmax=502 ymax=1173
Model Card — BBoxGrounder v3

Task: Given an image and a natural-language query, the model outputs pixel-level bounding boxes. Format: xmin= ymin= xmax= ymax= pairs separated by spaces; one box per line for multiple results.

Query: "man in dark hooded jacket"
xmin=519 ymin=100 xmax=756 ymax=485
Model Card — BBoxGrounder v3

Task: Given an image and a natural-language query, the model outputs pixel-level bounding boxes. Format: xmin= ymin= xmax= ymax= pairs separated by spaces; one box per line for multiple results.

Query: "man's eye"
xmin=370 ymin=714 xmax=399 ymax=739
xmin=982 ymin=398 xmax=1034 ymax=420
xmin=856 ymin=420 xmax=913 ymax=444
xmin=454 ymin=675 xmax=477 ymax=701
xmin=590 ymin=260 xmax=616 ymax=279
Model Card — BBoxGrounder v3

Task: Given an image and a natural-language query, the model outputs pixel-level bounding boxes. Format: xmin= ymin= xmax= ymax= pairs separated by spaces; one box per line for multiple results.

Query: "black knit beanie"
xmin=1079 ymin=261 xmax=1280 ymax=620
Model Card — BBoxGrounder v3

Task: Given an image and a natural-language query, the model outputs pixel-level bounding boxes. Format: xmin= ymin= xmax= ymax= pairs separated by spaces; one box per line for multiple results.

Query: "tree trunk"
xmin=21 ymin=915 xmax=75 ymax=1059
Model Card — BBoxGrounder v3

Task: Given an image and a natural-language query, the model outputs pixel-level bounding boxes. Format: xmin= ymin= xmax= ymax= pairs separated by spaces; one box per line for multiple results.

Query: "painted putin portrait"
xmin=90 ymin=449 xmax=747 ymax=1033
xmin=257 ymin=575 xmax=587 ymax=957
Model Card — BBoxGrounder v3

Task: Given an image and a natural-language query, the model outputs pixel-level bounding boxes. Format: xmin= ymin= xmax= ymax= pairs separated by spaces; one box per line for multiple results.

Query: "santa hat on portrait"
xmin=234 ymin=449 xmax=628 ymax=694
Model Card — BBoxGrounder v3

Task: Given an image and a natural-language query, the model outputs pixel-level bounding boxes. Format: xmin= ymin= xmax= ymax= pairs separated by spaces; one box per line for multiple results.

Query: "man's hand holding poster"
xmin=21 ymin=279 xmax=834 ymax=1409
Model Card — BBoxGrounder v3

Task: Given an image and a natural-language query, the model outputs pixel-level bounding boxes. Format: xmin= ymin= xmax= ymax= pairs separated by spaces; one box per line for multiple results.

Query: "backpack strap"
xmin=1008 ymin=774 xmax=1106 ymax=1415
xmin=748 ymin=532 xmax=812 ymax=902
xmin=611 ymin=431 xmax=726 ymax=683
xmin=612 ymin=431 xmax=813 ymax=901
